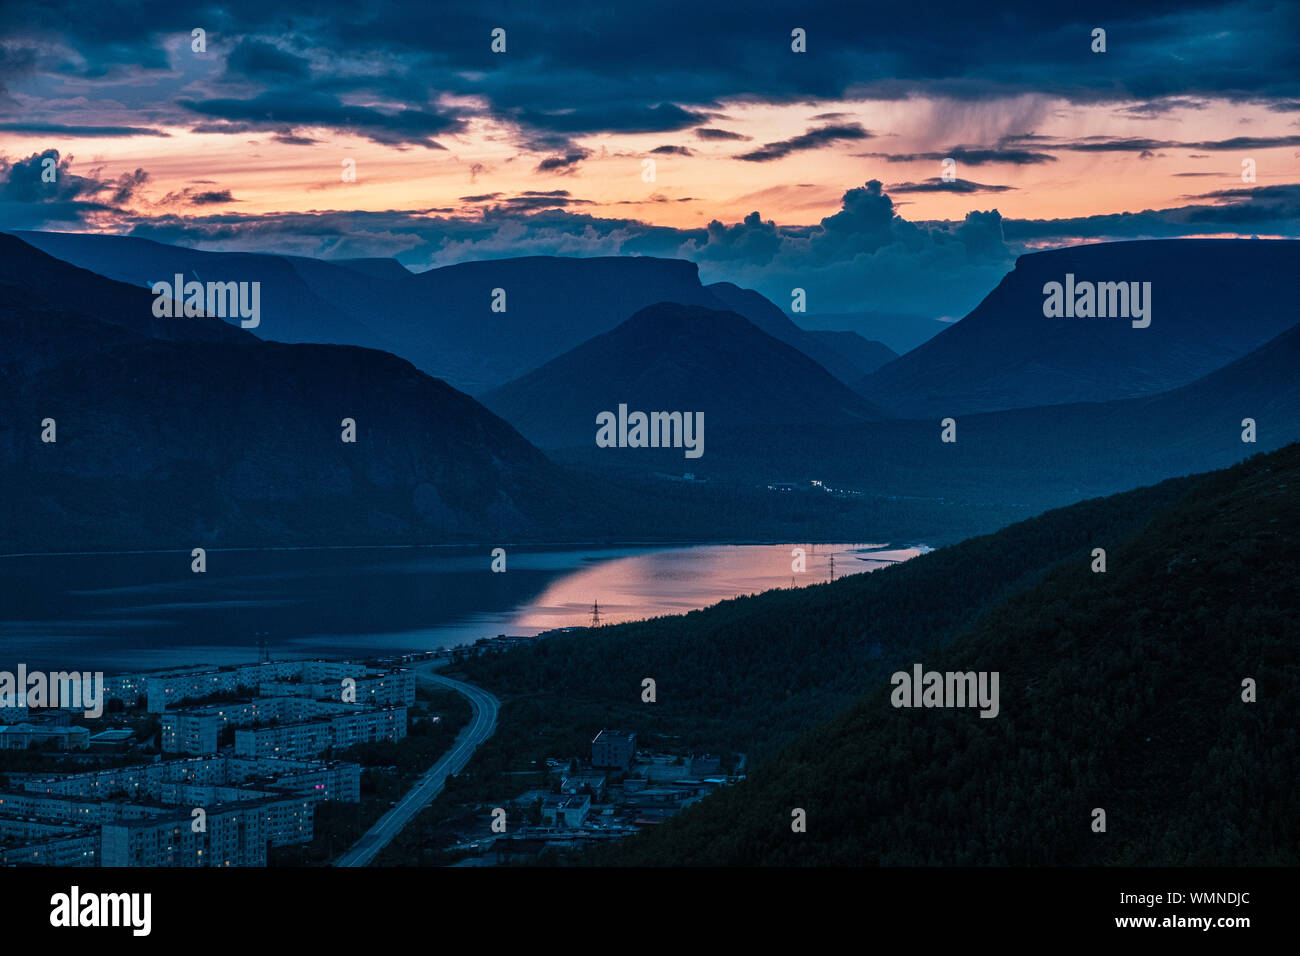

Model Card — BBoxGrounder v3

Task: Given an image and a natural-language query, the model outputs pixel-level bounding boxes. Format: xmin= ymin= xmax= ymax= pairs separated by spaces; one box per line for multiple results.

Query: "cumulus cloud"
xmin=0 ymin=150 xmax=147 ymax=228
xmin=677 ymin=179 xmax=1015 ymax=315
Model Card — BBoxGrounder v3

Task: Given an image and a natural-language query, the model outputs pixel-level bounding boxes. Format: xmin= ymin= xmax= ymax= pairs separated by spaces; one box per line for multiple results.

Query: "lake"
xmin=0 ymin=542 xmax=928 ymax=672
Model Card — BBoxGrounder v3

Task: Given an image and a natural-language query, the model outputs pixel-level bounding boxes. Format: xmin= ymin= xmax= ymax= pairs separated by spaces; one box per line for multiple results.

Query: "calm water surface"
xmin=0 ymin=542 xmax=927 ymax=672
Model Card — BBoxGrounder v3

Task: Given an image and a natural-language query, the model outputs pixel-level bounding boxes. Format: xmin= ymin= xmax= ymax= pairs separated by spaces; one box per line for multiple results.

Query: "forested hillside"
xmin=458 ymin=463 xmax=1214 ymax=761
xmin=590 ymin=443 xmax=1300 ymax=865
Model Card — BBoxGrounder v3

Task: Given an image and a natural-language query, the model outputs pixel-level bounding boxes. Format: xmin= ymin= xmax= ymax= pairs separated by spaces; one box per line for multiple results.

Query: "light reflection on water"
xmin=0 ymin=542 xmax=926 ymax=671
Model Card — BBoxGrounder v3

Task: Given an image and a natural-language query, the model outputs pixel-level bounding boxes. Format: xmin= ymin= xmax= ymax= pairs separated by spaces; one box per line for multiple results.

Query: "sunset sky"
xmin=2 ymin=0 xmax=1297 ymax=317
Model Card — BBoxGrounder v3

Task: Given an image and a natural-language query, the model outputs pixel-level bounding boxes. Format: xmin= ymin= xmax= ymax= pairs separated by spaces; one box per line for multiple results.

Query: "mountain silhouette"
xmin=705 ymin=281 xmax=896 ymax=380
xmin=0 ymin=233 xmax=572 ymax=551
xmin=856 ymin=239 xmax=1300 ymax=417
xmin=13 ymin=230 xmax=397 ymax=355
xmin=482 ymin=302 xmax=889 ymax=448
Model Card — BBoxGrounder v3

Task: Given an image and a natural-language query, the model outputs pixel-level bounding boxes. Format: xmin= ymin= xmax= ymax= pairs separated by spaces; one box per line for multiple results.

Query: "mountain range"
xmin=13 ymin=231 xmax=891 ymax=394
xmin=6 ymin=230 xmax=1297 ymax=551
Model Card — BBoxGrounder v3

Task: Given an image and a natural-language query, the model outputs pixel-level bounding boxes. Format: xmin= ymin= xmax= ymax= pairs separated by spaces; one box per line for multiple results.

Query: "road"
xmin=334 ymin=666 xmax=499 ymax=867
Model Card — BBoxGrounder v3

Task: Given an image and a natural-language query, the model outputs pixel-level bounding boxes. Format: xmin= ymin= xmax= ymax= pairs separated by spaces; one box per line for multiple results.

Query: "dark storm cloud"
xmin=6 ymin=0 xmax=1296 ymax=153
xmin=224 ymin=38 xmax=312 ymax=80
xmin=738 ymin=123 xmax=872 ymax=162
xmin=650 ymin=145 xmax=693 ymax=156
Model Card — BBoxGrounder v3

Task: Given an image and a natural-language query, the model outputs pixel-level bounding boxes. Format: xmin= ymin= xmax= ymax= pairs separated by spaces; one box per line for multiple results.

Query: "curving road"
xmin=335 ymin=667 xmax=499 ymax=867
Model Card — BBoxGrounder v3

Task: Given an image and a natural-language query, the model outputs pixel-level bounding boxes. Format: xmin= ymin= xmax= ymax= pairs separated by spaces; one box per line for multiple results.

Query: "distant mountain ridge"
xmin=795 ymin=310 xmax=950 ymax=354
xmin=705 ymin=281 xmax=897 ymax=380
xmin=481 ymin=302 xmax=890 ymax=448
xmin=551 ymin=314 xmax=1300 ymax=520
xmin=856 ymin=239 xmax=1300 ymax=417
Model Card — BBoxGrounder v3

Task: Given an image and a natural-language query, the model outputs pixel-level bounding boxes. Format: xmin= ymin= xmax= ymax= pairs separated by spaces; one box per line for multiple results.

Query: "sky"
xmin=1 ymin=0 xmax=1298 ymax=318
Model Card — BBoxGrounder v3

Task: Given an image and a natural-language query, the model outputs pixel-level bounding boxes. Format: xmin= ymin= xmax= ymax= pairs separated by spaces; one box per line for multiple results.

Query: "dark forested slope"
xmin=591 ymin=443 xmax=1300 ymax=865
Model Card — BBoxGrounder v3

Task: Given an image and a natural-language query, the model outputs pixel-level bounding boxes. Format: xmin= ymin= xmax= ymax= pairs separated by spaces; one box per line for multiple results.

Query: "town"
xmin=0 ymin=638 xmax=742 ymax=866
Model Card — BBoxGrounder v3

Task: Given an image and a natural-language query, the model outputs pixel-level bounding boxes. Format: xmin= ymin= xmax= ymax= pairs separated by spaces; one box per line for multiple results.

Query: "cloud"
xmin=0 ymin=150 xmax=147 ymax=228
xmin=650 ymin=145 xmax=693 ymax=156
xmin=1117 ymin=97 xmax=1208 ymax=117
xmin=271 ymin=131 xmax=321 ymax=146
xmin=189 ymin=189 xmax=236 ymax=205
xmin=177 ymin=92 xmax=462 ymax=148
xmin=224 ymin=39 xmax=312 ymax=81
xmin=3 ymin=0 xmax=1298 ymax=164
xmin=1003 ymin=133 xmax=1300 ymax=153
xmin=458 ymin=189 xmax=593 ymax=211
xmin=535 ymin=150 xmax=589 ymax=174
xmin=686 ymin=211 xmax=785 ymax=264
xmin=861 ymin=146 xmax=1056 ymax=166
xmin=695 ymin=128 xmax=750 ymax=141
xmin=1003 ymin=184 xmax=1300 ymax=241
xmin=0 ymin=123 xmax=169 ymax=138
xmin=511 ymin=103 xmax=708 ymax=135
xmin=675 ymin=179 xmax=1015 ymax=315
xmin=737 ymin=123 xmax=872 ymax=162
xmin=886 ymin=178 xmax=1016 ymax=194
